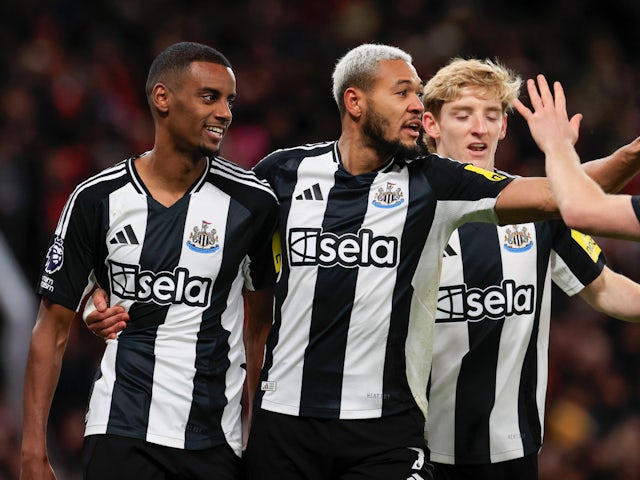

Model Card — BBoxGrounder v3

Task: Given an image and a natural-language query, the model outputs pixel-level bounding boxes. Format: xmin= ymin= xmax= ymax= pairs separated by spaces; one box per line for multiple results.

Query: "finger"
xmin=512 ymin=98 xmax=532 ymax=119
xmin=86 ymin=306 xmax=124 ymax=325
xmin=553 ymin=81 xmax=568 ymax=118
xmin=95 ymin=321 xmax=128 ymax=340
xmin=536 ymin=74 xmax=553 ymax=109
xmin=86 ymin=317 xmax=111 ymax=332
xmin=83 ymin=300 xmax=97 ymax=324
xmin=526 ymin=78 xmax=543 ymax=111
xmin=624 ymin=136 xmax=640 ymax=156
xmin=94 ymin=289 xmax=109 ymax=311
xmin=88 ymin=316 xmax=128 ymax=335
xmin=569 ymin=113 xmax=583 ymax=139
xmin=87 ymin=309 xmax=128 ymax=327
xmin=86 ymin=319 xmax=108 ymax=333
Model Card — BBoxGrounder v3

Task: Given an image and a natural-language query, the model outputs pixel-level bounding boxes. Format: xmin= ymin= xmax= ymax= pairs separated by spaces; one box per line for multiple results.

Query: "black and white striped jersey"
xmin=252 ymin=141 xmax=514 ymax=420
xmin=632 ymin=195 xmax=640 ymax=222
xmin=427 ymin=219 xmax=605 ymax=464
xmin=37 ymin=155 xmax=278 ymax=455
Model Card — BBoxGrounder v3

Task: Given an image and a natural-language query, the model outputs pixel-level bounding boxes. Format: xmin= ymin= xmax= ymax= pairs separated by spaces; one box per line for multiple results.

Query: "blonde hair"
xmin=422 ymin=58 xmax=521 ymax=152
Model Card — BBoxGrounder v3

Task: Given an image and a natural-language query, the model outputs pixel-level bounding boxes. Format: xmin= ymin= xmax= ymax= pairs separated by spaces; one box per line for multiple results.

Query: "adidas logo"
xmin=442 ymin=243 xmax=457 ymax=257
xmin=295 ymin=183 xmax=324 ymax=201
xmin=109 ymin=225 xmax=139 ymax=245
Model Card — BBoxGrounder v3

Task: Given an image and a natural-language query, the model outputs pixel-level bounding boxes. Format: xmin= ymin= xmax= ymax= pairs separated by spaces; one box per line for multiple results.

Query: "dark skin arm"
xmin=242 ymin=287 xmax=274 ymax=446
xmin=582 ymin=136 xmax=640 ymax=194
xmin=20 ymin=299 xmax=75 ymax=480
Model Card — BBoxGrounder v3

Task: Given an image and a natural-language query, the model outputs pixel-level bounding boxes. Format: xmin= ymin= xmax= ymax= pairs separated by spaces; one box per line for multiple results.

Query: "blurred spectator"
xmin=1 ymin=1 xmax=639 ymax=478
xmin=0 ymin=400 xmax=20 ymax=479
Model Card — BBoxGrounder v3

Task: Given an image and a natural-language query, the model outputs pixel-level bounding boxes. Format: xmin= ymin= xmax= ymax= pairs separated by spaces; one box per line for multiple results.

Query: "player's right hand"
xmin=84 ymin=287 xmax=129 ymax=340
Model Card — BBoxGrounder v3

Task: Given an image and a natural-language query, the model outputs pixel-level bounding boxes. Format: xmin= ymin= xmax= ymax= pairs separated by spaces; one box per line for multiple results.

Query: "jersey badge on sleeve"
xmin=503 ymin=225 xmax=533 ymax=253
xmin=570 ymin=230 xmax=602 ymax=263
xmin=186 ymin=220 xmax=220 ymax=254
xmin=44 ymin=236 xmax=65 ymax=274
xmin=272 ymin=231 xmax=282 ymax=274
xmin=464 ymin=164 xmax=508 ymax=181
xmin=372 ymin=182 xmax=404 ymax=209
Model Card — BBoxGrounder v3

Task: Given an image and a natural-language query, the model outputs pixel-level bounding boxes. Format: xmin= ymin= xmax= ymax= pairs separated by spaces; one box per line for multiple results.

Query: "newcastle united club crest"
xmin=187 ymin=220 xmax=220 ymax=254
xmin=503 ymin=224 xmax=533 ymax=252
xmin=372 ymin=182 xmax=404 ymax=209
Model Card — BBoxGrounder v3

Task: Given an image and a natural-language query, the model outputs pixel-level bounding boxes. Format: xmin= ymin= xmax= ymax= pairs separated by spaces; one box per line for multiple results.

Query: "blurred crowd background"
xmin=1 ymin=0 xmax=639 ymax=478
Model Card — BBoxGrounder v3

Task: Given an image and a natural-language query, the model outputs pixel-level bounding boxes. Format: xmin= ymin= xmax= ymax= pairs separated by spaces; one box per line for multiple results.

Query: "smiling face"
xmin=360 ymin=59 xmax=425 ymax=158
xmin=422 ymin=86 xmax=507 ymax=170
xmin=164 ymin=61 xmax=236 ymax=158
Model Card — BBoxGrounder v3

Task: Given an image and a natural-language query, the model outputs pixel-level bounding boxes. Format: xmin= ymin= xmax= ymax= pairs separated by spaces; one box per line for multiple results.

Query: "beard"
xmin=198 ymin=142 xmax=221 ymax=158
xmin=361 ymin=105 xmax=424 ymax=160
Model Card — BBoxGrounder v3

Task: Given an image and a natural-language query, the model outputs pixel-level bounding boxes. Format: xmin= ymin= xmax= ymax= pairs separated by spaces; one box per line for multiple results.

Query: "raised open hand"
xmin=513 ymin=74 xmax=582 ymax=154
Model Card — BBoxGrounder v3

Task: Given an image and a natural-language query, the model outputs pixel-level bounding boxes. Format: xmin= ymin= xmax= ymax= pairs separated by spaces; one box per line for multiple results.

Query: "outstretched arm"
xmin=20 ymin=299 xmax=75 ymax=480
xmin=494 ymin=136 xmax=640 ymax=225
xmin=579 ymin=266 xmax=640 ymax=322
xmin=582 ymin=136 xmax=640 ymax=194
xmin=514 ymin=75 xmax=640 ymax=240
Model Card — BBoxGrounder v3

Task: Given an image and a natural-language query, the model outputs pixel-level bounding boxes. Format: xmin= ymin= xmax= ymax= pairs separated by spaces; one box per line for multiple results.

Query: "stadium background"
xmin=0 ymin=0 xmax=639 ymax=478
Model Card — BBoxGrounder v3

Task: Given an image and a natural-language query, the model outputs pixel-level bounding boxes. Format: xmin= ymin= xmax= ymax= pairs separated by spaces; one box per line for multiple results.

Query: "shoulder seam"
xmin=55 ymin=161 xmax=130 ymax=238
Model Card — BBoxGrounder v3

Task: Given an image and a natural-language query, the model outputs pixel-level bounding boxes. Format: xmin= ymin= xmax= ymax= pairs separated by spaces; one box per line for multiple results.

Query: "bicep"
xmin=245 ymin=287 xmax=274 ymax=332
xmin=33 ymin=299 xmax=77 ymax=339
xmin=27 ymin=299 xmax=77 ymax=382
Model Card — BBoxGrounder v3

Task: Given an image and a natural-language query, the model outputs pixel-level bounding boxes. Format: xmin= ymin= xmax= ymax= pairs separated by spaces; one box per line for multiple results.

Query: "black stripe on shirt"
xmin=454 ymin=223 xmax=503 ymax=463
xmin=108 ymin=196 xmax=188 ymax=434
xmin=299 ymin=170 xmax=375 ymax=417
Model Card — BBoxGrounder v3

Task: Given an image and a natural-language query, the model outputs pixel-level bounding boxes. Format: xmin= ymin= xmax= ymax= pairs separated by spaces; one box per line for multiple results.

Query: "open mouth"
xmin=468 ymin=143 xmax=487 ymax=152
xmin=205 ymin=125 xmax=225 ymax=139
xmin=404 ymin=121 xmax=421 ymax=137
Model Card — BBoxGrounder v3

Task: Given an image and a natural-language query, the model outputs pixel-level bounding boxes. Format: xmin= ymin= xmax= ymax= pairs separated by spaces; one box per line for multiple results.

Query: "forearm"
xmin=244 ymin=317 xmax=271 ymax=401
xmin=245 ymin=336 xmax=268 ymax=411
xmin=544 ymin=146 xmax=640 ymax=237
xmin=21 ymin=302 xmax=72 ymax=460
xmin=545 ymin=144 xmax=603 ymax=220
xmin=580 ymin=269 xmax=640 ymax=322
xmin=582 ymin=136 xmax=640 ymax=194
xmin=495 ymin=177 xmax=559 ymax=225
xmin=244 ymin=288 xmax=274 ymax=404
xmin=548 ymin=147 xmax=599 ymax=202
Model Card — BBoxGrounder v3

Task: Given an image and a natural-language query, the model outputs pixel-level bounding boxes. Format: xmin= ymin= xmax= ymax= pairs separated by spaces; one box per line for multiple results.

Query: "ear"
xmin=151 ymin=83 xmax=170 ymax=114
xmin=344 ymin=87 xmax=363 ymax=117
xmin=498 ymin=113 xmax=508 ymax=140
xmin=422 ymin=112 xmax=440 ymax=139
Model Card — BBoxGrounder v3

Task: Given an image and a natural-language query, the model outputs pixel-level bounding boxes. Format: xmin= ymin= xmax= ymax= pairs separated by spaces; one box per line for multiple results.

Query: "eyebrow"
xmin=449 ymin=105 xmax=502 ymax=113
xmin=394 ymin=78 xmax=424 ymax=89
xmin=199 ymin=86 xmax=237 ymax=99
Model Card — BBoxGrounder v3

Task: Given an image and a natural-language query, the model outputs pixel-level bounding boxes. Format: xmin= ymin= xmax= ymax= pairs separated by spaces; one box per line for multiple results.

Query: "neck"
xmin=337 ymin=134 xmax=391 ymax=176
xmin=135 ymin=148 xmax=208 ymax=207
xmin=436 ymin=148 xmax=495 ymax=171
